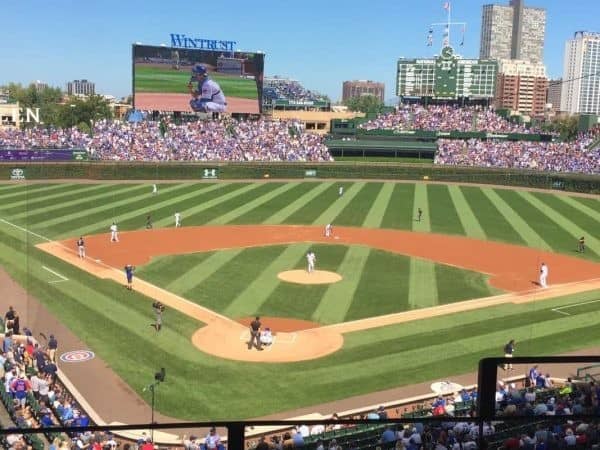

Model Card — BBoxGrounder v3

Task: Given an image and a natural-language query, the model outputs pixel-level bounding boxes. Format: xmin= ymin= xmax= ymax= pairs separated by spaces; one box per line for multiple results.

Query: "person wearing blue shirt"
xmin=381 ymin=427 xmax=396 ymax=444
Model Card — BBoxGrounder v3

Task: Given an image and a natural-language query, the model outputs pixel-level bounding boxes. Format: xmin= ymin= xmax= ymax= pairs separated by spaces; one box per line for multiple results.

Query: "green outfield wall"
xmin=1 ymin=162 xmax=598 ymax=193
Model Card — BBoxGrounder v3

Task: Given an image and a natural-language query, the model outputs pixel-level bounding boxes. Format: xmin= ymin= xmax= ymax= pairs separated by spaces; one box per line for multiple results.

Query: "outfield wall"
xmin=0 ymin=162 xmax=598 ymax=193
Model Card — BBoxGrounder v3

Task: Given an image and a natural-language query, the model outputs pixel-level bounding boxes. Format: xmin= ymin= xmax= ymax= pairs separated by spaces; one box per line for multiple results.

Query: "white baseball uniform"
xmin=306 ymin=251 xmax=316 ymax=273
xmin=110 ymin=224 xmax=119 ymax=242
xmin=338 ymin=186 xmax=344 ymax=196
xmin=325 ymin=224 xmax=332 ymax=237
xmin=152 ymin=184 xmax=158 ymax=195
xmin=175 ymin=212 xmax=181 ymax=227
xmin=539 ymin=263 xmax=548 ymax=288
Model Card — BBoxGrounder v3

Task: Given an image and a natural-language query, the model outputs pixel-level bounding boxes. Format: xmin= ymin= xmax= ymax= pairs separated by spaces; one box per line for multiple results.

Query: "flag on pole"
xmin=460 ymin=24 xmax=466 ymax=46
xmin=427 ymin=27 xmax=434 ymax=47
xmin=443 ymin=25 xmax=450 ymax=46
xmin=443 ymin=1 xmax=451 ymax=10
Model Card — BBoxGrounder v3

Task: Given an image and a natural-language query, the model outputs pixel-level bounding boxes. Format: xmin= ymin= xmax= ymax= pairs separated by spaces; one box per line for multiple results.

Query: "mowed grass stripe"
xmin=459 ymin=186 xmax=524 ymax=245
xmin=207 ymin=183 xmax=299 ymax=225
xmin=230 ymin=183 xmax=319 ymax=224
xmin=181 ymin=183 xmax=278 ymax=226
xmin=47 ymin=184 xmax=195 ymax=237
xmin=481 ymin=187 xmax=552 ymax=250
xmin=313 ymin=185 xmax=390 ymax=323
xmin=258 ymin=245 xmax=349 ymax=320
xmin=361 ymin=183 xmax=393 ymax=228
xmin=9 ymin=185 xmax=138 ymax=221
xmin=1 ymin=184 xmax=106 ymax=213
xmin=313 ymin=182 xmax=366 ymax=225
xmin=409 ymin=184 xmax=437 ymax=308
xmin=312 ymin=246 xmax=371 ymax=324
xmin=0 ymin=184 xmax=68 ymax=202
xmin=427 ymin=184 xmax=465 ymax=236
xmin=223 ymin=244 xmax=309 ymax=317
xmin=559 ymin=195 xmax=600 ymax=225
xmin=152 ymin=183 xmax=253 ymax=227
xmin=264 ymin=182 xmax=333 ymax=224
xmin=136 ymin=252 xmax=215 ymax=292
xmin=380 ymin=183 xmax=415 ymax=230
xmin=118 ymin=184 xmax=242 ymax=230
xmin=334 ymin=183 xmax=384 ymax=227
xmin=572 ymin=197 xmax=600 ymax=214
xmin=169 ymin=250 xmax=242 ymax=293
xmin=32 ymin=184 xmax=184 ymax=229
xmin=447 ymin=185 xmax=486 ymax=239
xmin=283 ymin=182 xmax=355 ymax=225
xmin=344 ymin=249 xmax=411 ymax=321
xmin=519 ymin=191 xmax=600 ymax=257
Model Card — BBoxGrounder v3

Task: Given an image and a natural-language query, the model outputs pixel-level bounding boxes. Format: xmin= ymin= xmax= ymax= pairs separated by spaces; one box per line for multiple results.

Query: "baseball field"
xmin=0 ymin=180 xmax=599 ymax=422
xmin=134 ymin=65 xmax=261 ymax=113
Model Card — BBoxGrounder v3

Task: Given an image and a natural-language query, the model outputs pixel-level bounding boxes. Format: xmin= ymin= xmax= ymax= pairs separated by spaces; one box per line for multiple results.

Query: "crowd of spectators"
xmin=359 ymin=105 xmax=532 ymax=133
xmin=0 ymin=118 xmax=333 ymax=162
xmin=435 ymin=133 xmax=600 ymax=174
xmin=263 ymin=77 xmax=328 ymax=103
xmin=0 ymin=305 xmax=133 ymax=450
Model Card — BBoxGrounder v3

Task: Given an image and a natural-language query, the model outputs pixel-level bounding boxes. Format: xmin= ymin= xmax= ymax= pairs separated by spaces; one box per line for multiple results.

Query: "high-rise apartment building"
xmin=66 ymin=79 xmax=95 ymax=96
xmin=342 ymin=81 xmax=385 ymax=103
xmin=561 ymin=31 xmax=600 ymax=115
xmin=495 ymin=59 xmax=548 ymax=116
xmin=547 ymin=79 xmax=562 ymax=113
xmin=480 ymin=0 xmax=546 ymax=64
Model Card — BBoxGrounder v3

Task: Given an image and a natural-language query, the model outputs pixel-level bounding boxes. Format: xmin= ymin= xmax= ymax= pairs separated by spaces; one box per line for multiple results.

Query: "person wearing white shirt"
xmin=539 ymin=262 xmax=548 ymax=288
xmin=110 ymin=223 xmax=119 ymax=242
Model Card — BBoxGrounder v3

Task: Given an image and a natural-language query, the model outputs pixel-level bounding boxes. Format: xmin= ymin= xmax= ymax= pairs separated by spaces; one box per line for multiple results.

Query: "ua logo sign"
xmin=203 ymin=169 xmax=217 ymax=178
xmin=10 ymin=168 xmax=25 ymax=180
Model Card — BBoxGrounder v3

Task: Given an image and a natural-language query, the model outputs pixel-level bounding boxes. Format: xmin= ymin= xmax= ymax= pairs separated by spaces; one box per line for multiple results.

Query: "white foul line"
xmin=42 ymin=265 xmax=69 ymax=282
xmin=551 ymin=298 xmax=600 ymax=316
xmin=0 ymin=218 xmax=53 ymax=242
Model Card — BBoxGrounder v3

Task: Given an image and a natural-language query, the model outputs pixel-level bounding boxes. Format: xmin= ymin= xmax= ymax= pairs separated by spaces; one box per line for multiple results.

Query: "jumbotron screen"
xmin=133 ymin=44 xmax=264 ymax=114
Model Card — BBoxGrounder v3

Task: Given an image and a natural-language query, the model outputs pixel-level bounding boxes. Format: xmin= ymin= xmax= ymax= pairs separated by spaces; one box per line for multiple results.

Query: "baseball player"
xmin=306 ymin=251 xmax=316 ymax=273
xmin=174 ymin=212 xmax=181 ymax=228
xmin=324 ymin=223 xmax=332 ymax=237
xmin=188 ymin=64 xmax=227 ymax=114
xmin=152 ymin=184 xmax=158 ymax=195
xmin=338 ymin=186 xmax=344 ymax=197
xmin=417 ymin=208 xmax=423 ymax=222
xmin=539 ymin=262 xmax=548 ymax=288
xmin=124 ymin=264 xmax=135 ymax=290
xmin=76 ymin=236 xmax=85 ymax=258
xmin=146 ymin=214 xmax=153 ymax=230
xmin=110 ymin=223 xmax=119 ymax=242
xmin=578 ymin=236 xmax=585 ymax=253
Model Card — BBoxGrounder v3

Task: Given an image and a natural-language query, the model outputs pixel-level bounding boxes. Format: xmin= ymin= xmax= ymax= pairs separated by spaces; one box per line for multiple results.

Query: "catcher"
xmin=188 ymin=64 xmax=227 ymax=114
xmin=151 ymin=301 xmax=165 ymax=332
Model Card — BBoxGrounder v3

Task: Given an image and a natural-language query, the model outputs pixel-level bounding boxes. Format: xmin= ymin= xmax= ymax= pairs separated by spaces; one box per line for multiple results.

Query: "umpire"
xmin=247 ymin=316 xmax=263 ymax=351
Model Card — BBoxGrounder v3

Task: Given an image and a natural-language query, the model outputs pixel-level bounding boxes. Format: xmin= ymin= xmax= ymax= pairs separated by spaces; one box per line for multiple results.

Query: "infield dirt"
xmin=37 ymin=224 xmax=600 ymax=363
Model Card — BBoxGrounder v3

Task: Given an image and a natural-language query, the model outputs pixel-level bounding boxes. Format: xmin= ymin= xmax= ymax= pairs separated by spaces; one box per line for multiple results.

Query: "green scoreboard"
xmin=397 ymin=46 xmax=498 ymax=100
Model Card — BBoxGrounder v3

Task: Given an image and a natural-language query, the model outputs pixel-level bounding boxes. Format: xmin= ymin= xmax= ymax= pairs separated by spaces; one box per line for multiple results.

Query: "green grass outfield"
xmin=0 ymin=181 xmax=599 ymax=420
xmin=134 ymin=65 xmax=259 ymax=99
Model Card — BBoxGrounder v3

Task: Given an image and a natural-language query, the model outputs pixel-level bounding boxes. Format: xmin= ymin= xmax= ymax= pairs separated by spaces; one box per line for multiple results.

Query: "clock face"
xmin=442 ymin=46 xmax=454 ymax=59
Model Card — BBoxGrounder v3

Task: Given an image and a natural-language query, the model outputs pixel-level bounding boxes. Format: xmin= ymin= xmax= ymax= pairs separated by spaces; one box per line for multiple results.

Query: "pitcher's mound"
xmin=278 ymin=270 xmax=342 ymax=285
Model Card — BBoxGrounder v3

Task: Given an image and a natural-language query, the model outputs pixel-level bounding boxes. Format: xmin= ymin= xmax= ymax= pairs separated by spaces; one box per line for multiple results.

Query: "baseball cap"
xmin=191 ymin=64 xmax=207 ymax=75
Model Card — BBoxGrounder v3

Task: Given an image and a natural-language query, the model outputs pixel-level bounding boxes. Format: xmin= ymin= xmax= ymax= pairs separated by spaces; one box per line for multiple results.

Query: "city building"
xmin=480 ymin=0 xmax=546 ymax=64
xmin=342 ymin=80 xmax=385 ymax=103
xmin=32 ymin=80 xmax=48 ymax=92
xmin=66 ymin=79 xmax=95 ymax=96
xmin=547 ymin=79 xmax=562 ymax=113
xmin=397 ymin=46 xmax=497 ymax=104
xmin=561 ymin=31 xmax=600 ymax=115
xmin=495 ymin=59 xmax=548 ymax=116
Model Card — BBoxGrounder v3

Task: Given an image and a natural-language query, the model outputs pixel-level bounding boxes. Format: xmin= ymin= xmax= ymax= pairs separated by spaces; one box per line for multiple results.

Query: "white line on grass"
xmin=0 ymin=218 xmax=53 ymax=242
xmin=551 ymin=298 xmax=600 ymax=316
xmin=42 ymin=266 xmax=69 ymax=282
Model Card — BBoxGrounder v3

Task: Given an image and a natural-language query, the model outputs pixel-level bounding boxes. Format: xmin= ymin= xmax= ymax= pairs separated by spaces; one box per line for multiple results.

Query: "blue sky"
xmin=1 ymin=0 xmax=598 ymax=102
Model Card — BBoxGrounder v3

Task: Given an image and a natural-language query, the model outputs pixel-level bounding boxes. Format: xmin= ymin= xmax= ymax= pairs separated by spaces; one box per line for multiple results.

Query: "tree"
xmin=541 ymin=115 xmax=578 ymax=141
xmin=343 ymin=95 xmax=385 ymax=114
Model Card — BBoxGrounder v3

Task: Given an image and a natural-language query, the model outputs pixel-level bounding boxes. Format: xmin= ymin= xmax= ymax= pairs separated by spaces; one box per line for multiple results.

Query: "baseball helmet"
xmin=191 ymin=64 xmax=207 ymax=75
